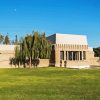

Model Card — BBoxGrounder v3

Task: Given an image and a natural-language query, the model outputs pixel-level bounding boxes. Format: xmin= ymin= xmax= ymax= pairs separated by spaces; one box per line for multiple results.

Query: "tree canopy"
xmin=93 ymin=47 xmax=100 ymax=58
xmin=10 ymin=32 xmax=52 ymax=68
xmin=3 ymin=34 xmax=10 ymax=44
xmin=0 ymin=34 xmax=4 ymax=44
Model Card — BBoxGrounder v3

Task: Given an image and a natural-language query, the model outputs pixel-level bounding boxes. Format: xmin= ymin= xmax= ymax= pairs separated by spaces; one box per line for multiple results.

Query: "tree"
xmin=93 ymin=47 xmax=100 ymax=58
xmin=0 ymin=34 xmax=4 ymax=44
xmin=3 ymin=34 xmax=10 ymax=44
xmin=11 ymin=31 xmax=52 ymax=68
xmin=15 ymin=46 xmax=20 ymax=67
xmin=39 ymin=33 xmax=51 ymax=59
xmin=15 ymin=34 xmax=18 ymax=44
xmin=25 ymin=34 xmax=33 ymax=68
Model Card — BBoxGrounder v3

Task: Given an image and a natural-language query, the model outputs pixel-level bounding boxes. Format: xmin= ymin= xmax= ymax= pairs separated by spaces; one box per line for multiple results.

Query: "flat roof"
xmin=47 ymin=33 xmax=88 ymax=45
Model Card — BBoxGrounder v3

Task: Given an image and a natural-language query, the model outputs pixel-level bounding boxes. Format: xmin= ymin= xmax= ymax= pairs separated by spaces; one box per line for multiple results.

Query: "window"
xmin=83 ymin=51 xmax=86 ymax=60
xmin=66 ymin=51 xmax=68 ymax=60
xmin=80 ymin=51 xmax=82 ymax=60
xmin=60 ymin=51 xmax=64 ymax=60
xmin=68 ymin=51 xmax=72 ymax=60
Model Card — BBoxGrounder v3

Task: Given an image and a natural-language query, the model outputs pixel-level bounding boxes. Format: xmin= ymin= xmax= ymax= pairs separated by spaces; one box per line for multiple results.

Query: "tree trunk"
xmin=29 ymin=57 xmax=31 ymax=68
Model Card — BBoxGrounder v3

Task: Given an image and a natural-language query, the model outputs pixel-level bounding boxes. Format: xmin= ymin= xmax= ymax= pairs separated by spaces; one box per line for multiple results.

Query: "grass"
xmin=0 ymin=67 xmax=100 ymax=100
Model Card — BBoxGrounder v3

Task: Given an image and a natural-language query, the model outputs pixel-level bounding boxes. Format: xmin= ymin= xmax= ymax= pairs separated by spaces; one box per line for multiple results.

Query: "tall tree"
xmin=12 ymin=31 xmax=52 ymax=68
xmin=15 ymin=46 xmax=20 ymax=67
xmin=25 ymin=35 xmax=33 ymax=68
xmin=3 ymin=34 xmax=10 ymax=44
xmin=39 ymin=33 xmax=51 ymax=59
xmin=15 ymin=34 xmax=18 ymax=44
xmin=0 ymin=34 xmax=4 ymax=44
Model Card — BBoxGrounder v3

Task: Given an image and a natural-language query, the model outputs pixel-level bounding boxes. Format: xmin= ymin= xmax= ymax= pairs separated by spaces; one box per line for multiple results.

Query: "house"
xmin=47 ymin=33 xmax=100 ymax=68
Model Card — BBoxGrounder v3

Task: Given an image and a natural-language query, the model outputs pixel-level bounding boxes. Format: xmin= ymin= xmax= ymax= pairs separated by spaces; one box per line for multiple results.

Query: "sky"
xmin=0 ymin=0 xmax=100 ymax=47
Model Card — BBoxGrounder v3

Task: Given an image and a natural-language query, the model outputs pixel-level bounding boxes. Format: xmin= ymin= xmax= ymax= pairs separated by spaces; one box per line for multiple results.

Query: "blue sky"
xmin=0 ymin=0 xmax=100 ymax=47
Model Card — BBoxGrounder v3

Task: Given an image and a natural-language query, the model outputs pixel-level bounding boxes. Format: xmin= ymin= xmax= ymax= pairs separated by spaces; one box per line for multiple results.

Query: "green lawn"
xmin=0 ymin=67 xmax=100 ymax=100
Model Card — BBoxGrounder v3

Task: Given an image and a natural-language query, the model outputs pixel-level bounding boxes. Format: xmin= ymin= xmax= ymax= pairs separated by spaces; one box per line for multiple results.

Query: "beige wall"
xmin=0 ymin=53 xmax=14 ymax=68
xmin=0 ymin=52 xmax=50 ymax=68
xmin=88 ymin=57 xmax=100 ymax=66
xmin=60 ymin=60 xmax=89 ymax=68
xmin=0 ymin=44 xmax=100 ymax=68
xmin=86 ymin=48 xmax=100 ymax=66
xmin=53 ymin=44 xmax=100 ymax=68
xmin=54 ymin=44 xmax=89 ymax=68
xmin=0 ymin=45 xmax=16 ymax=68
xmin=37 ymin=59 xmax=50 ymax=67
xmin=55 ymin=44 xmax=88 ymax=51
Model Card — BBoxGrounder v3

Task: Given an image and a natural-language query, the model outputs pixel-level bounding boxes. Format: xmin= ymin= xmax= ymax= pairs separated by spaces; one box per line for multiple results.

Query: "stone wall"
xmin=59 ymin=60 xmax=90 ymax=69
xmin=0 ymin=53 xmax=14 ymax=68
xmin=0 ymin=45 xmax=15 ymax=68
xmin=37 ymin=59 xmax=50 ymax=67
xmin=89 ymin=57 xmax=100 ymax=66
xmin=0 ymin=53 xmax=50 ymax=68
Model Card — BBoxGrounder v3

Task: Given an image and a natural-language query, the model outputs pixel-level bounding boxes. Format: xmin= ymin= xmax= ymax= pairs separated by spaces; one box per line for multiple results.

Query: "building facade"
xmin=47 ymin=33 xmax=100 ymax=68
xmin=0 ymin=33 xmax=99 ymax=68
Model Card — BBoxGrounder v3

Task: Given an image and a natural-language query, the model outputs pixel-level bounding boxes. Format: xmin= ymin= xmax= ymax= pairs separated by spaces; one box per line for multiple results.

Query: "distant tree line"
xmin=0 ymin=33 xmax=18 ymax=45
xmin=10 ymin=31 xmax=52 ymax=68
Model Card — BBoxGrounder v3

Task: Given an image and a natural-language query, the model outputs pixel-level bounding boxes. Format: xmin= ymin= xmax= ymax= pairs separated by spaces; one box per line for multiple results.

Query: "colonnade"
xmin=60 ymin=51 xmax=86 ymax=61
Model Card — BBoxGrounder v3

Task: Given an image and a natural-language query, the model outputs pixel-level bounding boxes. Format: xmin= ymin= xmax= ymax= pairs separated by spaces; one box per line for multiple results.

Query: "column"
xmin=82 ymin=51 xmax=83 ymax=60
xmin=76 ymin=52 xmax=78 ymax=60
xmin=75 ymin=52 xmax=77 ymax=60
xmin=66 ymin=51 xmax=69 ymax=60
xmin=83 ymin=51 xmax=86 ymax=60
xmin=79 ymin=51 xmax=80 ymax=61
xmin=64 ymin=51 xmax=66 ymax=60
xmin=72 ymin=51 xmax=73 ymax=60
xmin=55 ymin=50 xmax=60 ymax=67
xmin=80 ymin=51 xmax=82 ymax=60
xmin=66 ymin=51 xmax=67 ymax=60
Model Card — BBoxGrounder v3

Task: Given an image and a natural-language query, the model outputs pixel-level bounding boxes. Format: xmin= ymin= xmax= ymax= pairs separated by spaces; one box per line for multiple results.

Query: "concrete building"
xmin=0 ymin=33 xmax=99 ymax=68
xmin=47 ymin=33 xmax=100 ymax=68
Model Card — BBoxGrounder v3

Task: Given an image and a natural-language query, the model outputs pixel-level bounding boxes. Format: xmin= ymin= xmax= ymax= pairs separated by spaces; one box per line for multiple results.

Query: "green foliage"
xmin=3 ymin=34 xmax=10 ymax=44
xmin=0 ymin=33 xmax=4 ymax=44
xmin=11 ymin=32 xmax=52 ymax=68
xmin=0 ymin=68 xmax=100 ymax=100
xmin=15 ymin=34 xmax=18 ymax=44
xmin=93 ymin=47 xmax=100 ymax=57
